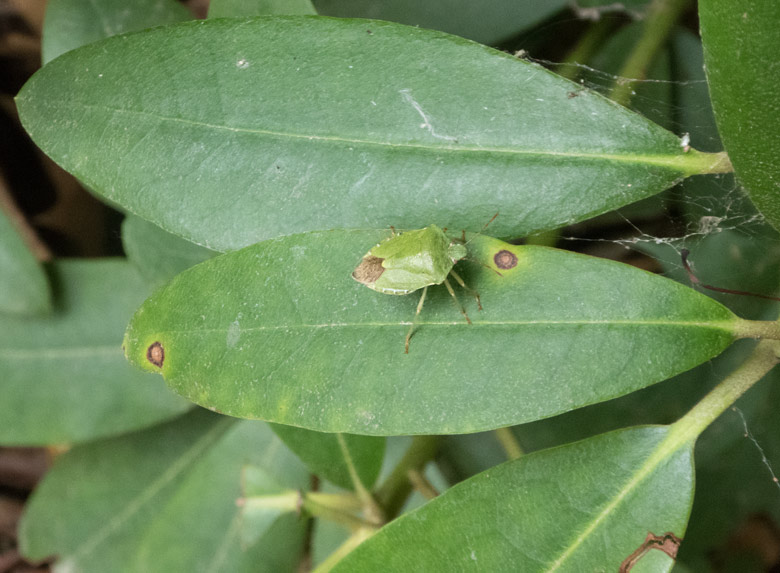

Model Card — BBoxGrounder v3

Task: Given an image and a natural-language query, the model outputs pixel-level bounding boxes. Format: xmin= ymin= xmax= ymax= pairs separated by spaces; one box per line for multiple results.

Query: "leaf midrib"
xmin=545 ymin=429 xmax=688 ymax=571
xmin=27 ymin=101 xmax=693 ymax=171
xmin=137 ymin=318 xmax=736 ymax=334
xmin=68 ymin=417 xmax=235 ymax=565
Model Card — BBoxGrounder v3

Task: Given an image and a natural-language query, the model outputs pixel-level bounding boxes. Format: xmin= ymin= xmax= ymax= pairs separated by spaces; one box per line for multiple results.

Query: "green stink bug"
xmin=352 ymin=223 xmax=484 ymax=353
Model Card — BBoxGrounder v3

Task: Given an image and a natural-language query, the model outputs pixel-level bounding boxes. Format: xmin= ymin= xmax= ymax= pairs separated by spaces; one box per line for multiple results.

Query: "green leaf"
xmin=270 ymin=425 xmax=385 ymax=489
xmin=0 ymin=208 xmax=51 ymax=315
xmin=699 ymin=0 xmax=780 ymax=231
xmin=311 ymin=0 xmax=569 ymax=45
xmin=42 ymin=0 xmax=191 ymax=64
xmin=123 ymin=230 xmax=738 ymax=435
xmin=122 ymin=215 xmax=216 ymax=287
xmin=0 ymin=259 xmax=189 ymax=445
xmin=19 ymin=409 xmax=310 ymax=571
xmin=334 ymin=426 xmax=692 ymax=572
xmin=16 ymin=17 xmax=725 ymax=252
xmin=209 ymin=0 xmax=316 ymax=18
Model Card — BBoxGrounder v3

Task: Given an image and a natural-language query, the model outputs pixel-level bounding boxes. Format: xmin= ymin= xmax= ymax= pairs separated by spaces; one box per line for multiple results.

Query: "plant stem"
xmin=494 ymin=427 xmax=524 ymax=460
xmin=336 ymin=433 xmax=384 ymax=524
xmin=407 ymin=469 xmax=439 ymax=500
xmin=374 ymin=435 xmax=440 ymax=520
xmin=732 ymin=318 xmax=780 ymax=341
xmin=610 ymin=0 xmax=691 ymax=107
xmin=667 ymin=339 xmax=780 ymax=449
xmin=311 ymin=527 xmax=375 ymax=573
xmin=557 ymin=18 xmax=618 ymax=82
xmin=302 ymin=492 xmax=373 ymax=530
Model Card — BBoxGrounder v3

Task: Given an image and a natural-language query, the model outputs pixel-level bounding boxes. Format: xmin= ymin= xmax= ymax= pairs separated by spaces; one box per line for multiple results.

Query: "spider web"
xmin=521 ymin=40 xmax=780 ymax=494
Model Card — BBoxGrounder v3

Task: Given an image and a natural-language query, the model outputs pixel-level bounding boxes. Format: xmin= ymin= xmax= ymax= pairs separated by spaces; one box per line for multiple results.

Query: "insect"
xmin=352 ymin=221 xmax=491 ymax=353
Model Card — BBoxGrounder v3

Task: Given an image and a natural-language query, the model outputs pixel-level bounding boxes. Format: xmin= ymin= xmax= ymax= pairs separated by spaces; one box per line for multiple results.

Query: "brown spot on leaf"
xmin=619 ymin=532 xmax=682 ymax=572
xmin=494 ymin=249 xmax=518 ymax=270
xmin=146 ymin=341 xmax=164 ymax=368
xmin=352 ymin=255 xmax=385 ymax=285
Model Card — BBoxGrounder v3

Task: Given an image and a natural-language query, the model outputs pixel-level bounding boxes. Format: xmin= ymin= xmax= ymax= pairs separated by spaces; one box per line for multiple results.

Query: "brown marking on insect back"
xmin=352 ymin=255 xmax=385 ymax=285
xmin=146 ymin=341 xmax=164 ymax=368
xmin=494 ymin=249 xmax=518 ymax=270
xmin=619 ymin=532 xmax=682 ymax=572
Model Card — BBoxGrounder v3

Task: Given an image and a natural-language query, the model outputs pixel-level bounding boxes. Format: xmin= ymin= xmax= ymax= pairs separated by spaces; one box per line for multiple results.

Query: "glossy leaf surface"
xmin=699 ymin=0 xmax=780 ymax=231
xmin=42 ymin=0 xmax=191 ymax=64
xmin=20 ymin=410 xmax=310 ymax=571
xmin=0 ymin=208 xmax=50 ymax=315
xmin=334 ymin=426 xmax=692 ymax=572
xmin=0 ymin=260 xmax=188 ymax=445
xmin=270 ymin=425 xmax=385 ymax=489
xmin=123 ymin=230 xmax=738 ymax=435
xmin=16 ymin=17 xmax=723 ymax=252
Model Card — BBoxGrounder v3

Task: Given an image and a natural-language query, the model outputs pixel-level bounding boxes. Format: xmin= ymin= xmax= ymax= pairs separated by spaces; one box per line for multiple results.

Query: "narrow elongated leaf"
xmin=17 ymin=17 xmax=726 ymax=252
xmin=122 ymin=215 xmax=216 ymax=287
xmin=311 ymin=0 xmax=568 ymax=45
xmin=699 ymin=0 xmax=780 ymax=231
xmin=333 ymin=426 xmax=692 ymax=572
xmin=123 ymin=230 xmax=738 ymax=435
xmin=0 ymin=208 xmax=50 ymax=315
xmin=270 ymin=424 xmax=385 ymax=489
xmin=0 ymin=260 xmax=188 ymax=445
xmin=42 ymin=0 xmax=191 ymax=64
xmin=20 ymin=409 xmax=310 ymax=572
xmin=209 ymin=0 xmax=316 ymax=18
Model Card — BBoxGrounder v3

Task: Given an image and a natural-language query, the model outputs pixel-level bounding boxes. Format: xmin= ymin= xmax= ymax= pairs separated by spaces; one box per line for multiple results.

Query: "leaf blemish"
xmin=399 ymin=88 xmax=457 ymax=142
xmin=619 ymin=531 xmax=682 ymax=572
xmin=494 ymin=250 xmax=518 ymax=270
xmin=146 ymin=341 xmax=164 ymax=368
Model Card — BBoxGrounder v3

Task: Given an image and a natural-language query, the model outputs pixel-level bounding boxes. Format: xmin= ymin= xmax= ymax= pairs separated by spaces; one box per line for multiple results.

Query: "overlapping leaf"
xmin=270 ymin=425 xmax=385 ymax=489
xmin=311 ymin=0 xmax=568 ymax=44
xmin=209 ymin=0 xmax=316 ymax=18
xmin=699 ymin=0 xmax=780 ymax=230
xmin=0 ymin=260 xmax=188 ymax=445
xmin=334 ymin=426 xmax=692 ymax=572
xmin=20 ymin=410 xmax=310 ymax=571
xmin=0 ymin=208 xmax=50 ymax=315
xmin=42 ymin=0 xmax=191 ymax=64
xmin=16 ymin=17 xmax=726 ymax=252
xmin=123 ymin=230 xmax=739 ymax=434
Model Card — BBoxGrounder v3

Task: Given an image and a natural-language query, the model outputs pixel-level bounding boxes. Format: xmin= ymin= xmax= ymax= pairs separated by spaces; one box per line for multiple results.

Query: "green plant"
xmin=2 ymin=0 xmax=779 ymax=570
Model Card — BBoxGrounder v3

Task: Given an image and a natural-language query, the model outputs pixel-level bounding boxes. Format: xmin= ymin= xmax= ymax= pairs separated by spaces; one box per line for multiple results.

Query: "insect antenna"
xmin=458 ymin=212 xmax=500 ymax=247
xmin=462 ymin=256 xmax=503 ymax=277
xmin=681 ymin=248 xmax=780 ymax=301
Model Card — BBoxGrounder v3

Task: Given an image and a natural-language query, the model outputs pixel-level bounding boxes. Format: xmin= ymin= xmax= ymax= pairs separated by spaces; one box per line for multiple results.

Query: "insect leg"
xmin=448 ymin=269 xmax=482 ymax=310
xmin=443 ymin=278 xmax=472 ymax=325
xmin=405 ymin=285 xmax=428 ymax=354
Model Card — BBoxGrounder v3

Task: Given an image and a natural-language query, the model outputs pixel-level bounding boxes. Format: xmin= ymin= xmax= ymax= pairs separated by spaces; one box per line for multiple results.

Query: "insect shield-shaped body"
xmin=352 ymin=225 xmax=480 ymax=353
